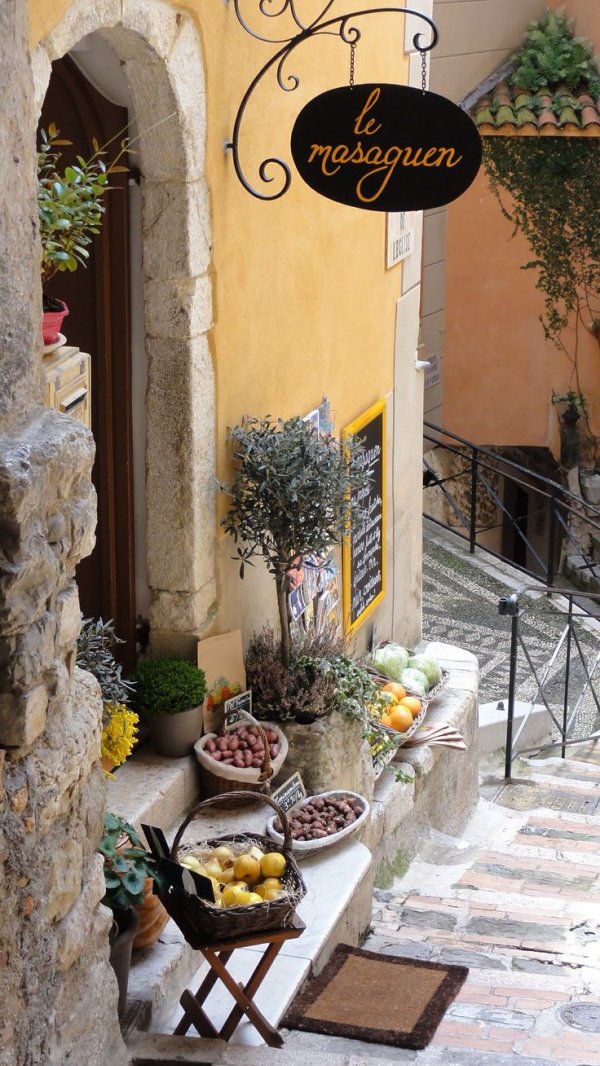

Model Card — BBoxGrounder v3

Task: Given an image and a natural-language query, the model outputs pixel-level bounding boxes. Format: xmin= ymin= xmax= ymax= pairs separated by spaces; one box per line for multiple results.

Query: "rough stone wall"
xmin=0 ymin=4 xmax=127 ymax=1063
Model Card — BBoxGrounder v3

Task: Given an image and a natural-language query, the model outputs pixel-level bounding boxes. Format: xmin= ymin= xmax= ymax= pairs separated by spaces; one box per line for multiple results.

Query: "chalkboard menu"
xmin=342 ymin=400 xmax=386 ymax=633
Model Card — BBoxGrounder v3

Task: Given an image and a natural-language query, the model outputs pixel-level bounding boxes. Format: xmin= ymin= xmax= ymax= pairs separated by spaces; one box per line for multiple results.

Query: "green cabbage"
xmin=400 ymin=668 xmax=430 ymax=696
xmin=408 ymin=654 xmax=441 ymax=688
xmin=371 ymin=643 xmax=410 ymax=681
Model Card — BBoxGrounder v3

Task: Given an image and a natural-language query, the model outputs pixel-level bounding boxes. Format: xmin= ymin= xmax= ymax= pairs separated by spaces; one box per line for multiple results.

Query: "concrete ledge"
xmin=479 ymin=700 xmax=554 ymax=755
xmin=105 ymin=747 xmax=201 ymax=832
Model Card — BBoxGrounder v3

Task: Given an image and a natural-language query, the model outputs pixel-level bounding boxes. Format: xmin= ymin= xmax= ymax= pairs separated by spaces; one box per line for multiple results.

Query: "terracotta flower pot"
xmin=132 ymin=876 xmax=169 ymax=949
xmin=42 ymin=300 xmax=69 ymax=345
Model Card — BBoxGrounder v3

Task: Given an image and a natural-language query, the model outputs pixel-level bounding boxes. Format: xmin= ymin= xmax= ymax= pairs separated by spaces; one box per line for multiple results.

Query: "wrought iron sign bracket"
xmin=225 ymin=1 xmax=438 ymax=201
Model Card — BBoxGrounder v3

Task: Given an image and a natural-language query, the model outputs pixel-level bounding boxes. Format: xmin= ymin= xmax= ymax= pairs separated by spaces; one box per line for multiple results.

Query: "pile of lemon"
xmin=180 ymin=844 xmax=287 ymax=907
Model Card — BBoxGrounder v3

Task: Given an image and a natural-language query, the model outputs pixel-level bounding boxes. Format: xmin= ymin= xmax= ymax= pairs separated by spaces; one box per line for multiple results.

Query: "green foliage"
xmin=98 ymin=813 xmax=158 ymax=912
xmin=509 ymin=10 xmax=600 ymax=96
xmin=483 ymin=138 xmax=600 ymax=349
xmin=222 ymin=415 xmax=373 ymax=666
xmin=245 ymin=626 xmax=344 ymax=723
xmin=76 ymin=617 xmax=135 ymax=707
xmin=222 ymin=415 xmax=371 ymax=580
xmin=38 ymin=122 xmax=129 ymax=287
xmin=133 ymin=657 xmax=207 ymax=717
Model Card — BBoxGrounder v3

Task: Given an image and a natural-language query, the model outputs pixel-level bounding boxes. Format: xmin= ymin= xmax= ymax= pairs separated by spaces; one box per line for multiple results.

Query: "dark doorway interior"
xmin=41 ymin=54 xmax=137 ymax=671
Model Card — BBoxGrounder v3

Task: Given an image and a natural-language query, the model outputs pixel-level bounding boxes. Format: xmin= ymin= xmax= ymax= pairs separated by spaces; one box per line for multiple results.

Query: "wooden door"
xmin=41 ymin=55 xmax=137 ymax=671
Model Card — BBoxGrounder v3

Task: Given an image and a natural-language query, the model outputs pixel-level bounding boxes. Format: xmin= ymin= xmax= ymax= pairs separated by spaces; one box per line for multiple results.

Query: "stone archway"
xmin=32 ymin=0 xmax=216 ymax=655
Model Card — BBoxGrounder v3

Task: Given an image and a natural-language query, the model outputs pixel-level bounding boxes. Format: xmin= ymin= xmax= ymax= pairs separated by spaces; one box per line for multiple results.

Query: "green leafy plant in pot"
xmin=133 ymin=656 xmax=207 ymax=757
xmin=38 ymin=123 xmax=129 ymax=346
xmin=99 ymin=813 xmax=162 ymax=1013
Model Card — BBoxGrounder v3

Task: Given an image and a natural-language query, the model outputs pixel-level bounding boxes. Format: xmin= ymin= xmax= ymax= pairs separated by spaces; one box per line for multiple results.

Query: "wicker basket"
xmin=194 ymin=710 xmax=288 ymax=800
xmin=157 ymin=791 xmax=306 ymax=945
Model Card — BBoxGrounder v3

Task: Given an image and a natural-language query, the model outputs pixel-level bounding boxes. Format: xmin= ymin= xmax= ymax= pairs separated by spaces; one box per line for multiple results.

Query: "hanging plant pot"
xmin=42 ymin=297 xmax=69 ymax=346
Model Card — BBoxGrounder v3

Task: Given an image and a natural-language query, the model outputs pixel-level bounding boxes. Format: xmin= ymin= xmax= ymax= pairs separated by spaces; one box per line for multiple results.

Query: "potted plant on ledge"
xmin=37 ymin=123 xmax=129 ymax=348
xmin=133 ymin=656 xmax=207 ymax=758
xmin=99 ymin=813 xmax=166 ymax=1013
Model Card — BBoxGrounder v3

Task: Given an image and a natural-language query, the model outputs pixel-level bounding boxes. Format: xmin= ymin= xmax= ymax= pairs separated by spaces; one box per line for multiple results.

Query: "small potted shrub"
xmin=38 ymin=123 xmax=129 ymax=346
xmin=99 ymin=813 xmax=164 ymax=1013
xmin=134 ymin=656 xmax=207 ymax=757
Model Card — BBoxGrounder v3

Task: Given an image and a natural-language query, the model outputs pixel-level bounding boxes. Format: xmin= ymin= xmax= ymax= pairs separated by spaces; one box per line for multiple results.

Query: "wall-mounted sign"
xmin=291 ymin=83 xmax=482 ymax=212
xmin=386 ymin=210 xmax=415 ymax=269
xmin=342 ymin=400 xmax=386 ymax=634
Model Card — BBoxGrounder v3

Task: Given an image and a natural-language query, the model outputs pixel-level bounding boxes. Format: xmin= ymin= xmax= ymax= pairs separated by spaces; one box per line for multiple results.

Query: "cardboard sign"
xmin=291 ymin=83 xmax=482 ymax=212
xmin=343 ymin=400 xmax=386 ymax=633
xmin=271 ymin=772 xmax=307 ymax=815
xmin=224 ymin=690 xmax=252 ymax=727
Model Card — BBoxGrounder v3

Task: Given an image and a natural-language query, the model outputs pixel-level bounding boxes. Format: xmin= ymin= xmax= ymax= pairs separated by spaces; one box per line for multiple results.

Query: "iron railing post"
xmin=562 ymin=595 xmax=574 ymax=759
xmin=499 ymin=591 xmax=521 ymax=779
xmin=547 ymin=492 xmax=556 ymax=587
xmin=470 ymin=447 xmax=478 ymax=554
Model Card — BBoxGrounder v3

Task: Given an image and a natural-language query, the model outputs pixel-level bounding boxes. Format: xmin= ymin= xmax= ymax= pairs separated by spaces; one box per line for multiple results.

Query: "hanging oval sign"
xmin=290 ymin=83 xmax=482 ymax=212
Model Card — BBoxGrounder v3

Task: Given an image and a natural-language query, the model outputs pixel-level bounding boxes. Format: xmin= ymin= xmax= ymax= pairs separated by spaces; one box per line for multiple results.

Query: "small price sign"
xmin=224 ymin=689 xmax=252 ymax=727
xmin=271 ymin=772 xmax=307 ymax=814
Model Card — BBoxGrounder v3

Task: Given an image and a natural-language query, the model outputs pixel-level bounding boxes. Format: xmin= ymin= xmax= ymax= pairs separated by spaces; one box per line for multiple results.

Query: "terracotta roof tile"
xmin=470 ymin=77 xmax=600 ymax=137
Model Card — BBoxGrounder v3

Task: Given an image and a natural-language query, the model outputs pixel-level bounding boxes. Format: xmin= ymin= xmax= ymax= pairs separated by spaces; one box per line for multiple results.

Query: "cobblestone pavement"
xmin=422 ymin=525 xmax=600 ymax=736
xmin=363 ymin=739 xmax=600 ymax=1065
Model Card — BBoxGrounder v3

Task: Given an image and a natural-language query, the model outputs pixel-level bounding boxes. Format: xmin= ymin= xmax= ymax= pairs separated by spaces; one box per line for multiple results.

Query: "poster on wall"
xmin=342 ymin=400 xmax=386 ymax=634
xmin=288 ymin=551 xmax=341 ymax=640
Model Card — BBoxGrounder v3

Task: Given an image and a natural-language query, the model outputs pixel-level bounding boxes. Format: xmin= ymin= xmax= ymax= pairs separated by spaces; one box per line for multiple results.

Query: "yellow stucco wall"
xmin=30 ymin=0 xmax=422 ymax=648
xmin=31 ymin=0 xmax=406 ymax=467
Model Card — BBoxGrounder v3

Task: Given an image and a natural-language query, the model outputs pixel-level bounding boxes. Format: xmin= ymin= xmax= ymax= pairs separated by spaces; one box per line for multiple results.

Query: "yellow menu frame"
xmin=342 ymin=399 xmax=386 ymax=634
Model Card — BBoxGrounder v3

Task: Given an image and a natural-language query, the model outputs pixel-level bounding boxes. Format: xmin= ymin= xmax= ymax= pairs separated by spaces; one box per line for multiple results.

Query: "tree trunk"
xmin=276 ymin=572 xmax=291 ymax=669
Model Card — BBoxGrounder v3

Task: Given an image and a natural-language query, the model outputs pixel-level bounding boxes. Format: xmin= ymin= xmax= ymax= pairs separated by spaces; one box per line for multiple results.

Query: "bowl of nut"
xmin=265 ymin=790 xmax=370 ymax=852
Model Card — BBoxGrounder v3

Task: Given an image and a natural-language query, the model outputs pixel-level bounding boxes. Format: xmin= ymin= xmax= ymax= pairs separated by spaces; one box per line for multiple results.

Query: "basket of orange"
xmin=369 ymin=681 xmax=427 ymax=746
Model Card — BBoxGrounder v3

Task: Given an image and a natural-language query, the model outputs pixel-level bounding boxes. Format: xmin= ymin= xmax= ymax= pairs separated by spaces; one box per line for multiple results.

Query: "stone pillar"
xmin=0 ymin=4 xmax=127 ymax=1063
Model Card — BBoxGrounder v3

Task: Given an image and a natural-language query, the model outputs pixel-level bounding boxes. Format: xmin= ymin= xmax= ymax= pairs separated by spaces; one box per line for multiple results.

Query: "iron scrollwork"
xmin=227 ymin=1 xmax=438 ymax=200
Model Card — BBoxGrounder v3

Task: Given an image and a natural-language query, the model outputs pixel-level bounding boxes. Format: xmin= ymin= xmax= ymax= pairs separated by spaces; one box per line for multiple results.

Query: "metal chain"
xmin=349 ymin=40 xmax=356 ymax=87
xmin=421 ymin=49 xmax=427 ymax=93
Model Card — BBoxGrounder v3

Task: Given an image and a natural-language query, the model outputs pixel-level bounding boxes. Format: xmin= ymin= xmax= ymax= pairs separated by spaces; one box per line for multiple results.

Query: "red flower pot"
xmin=42 ymin=300 xmax=69 ymax=345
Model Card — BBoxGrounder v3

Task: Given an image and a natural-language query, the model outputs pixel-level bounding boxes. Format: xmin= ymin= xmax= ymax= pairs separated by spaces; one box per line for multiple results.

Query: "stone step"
xmin=106 ymin=746 xmax=201 ymax=833
xmin=128 ymin=1030 xmax=406 ymax=1065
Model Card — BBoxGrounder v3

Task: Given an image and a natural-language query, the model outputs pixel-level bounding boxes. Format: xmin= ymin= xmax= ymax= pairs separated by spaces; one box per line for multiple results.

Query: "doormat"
xmin=282 ymin=944 xmax=468 ymax=1050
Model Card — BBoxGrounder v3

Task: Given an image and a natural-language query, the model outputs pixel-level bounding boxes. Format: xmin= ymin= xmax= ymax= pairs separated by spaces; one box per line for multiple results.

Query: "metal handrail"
xmin=498 ymin=585 xmax=600 ymax=778
xmin=423 ymin=422 xmax=600 ymax=590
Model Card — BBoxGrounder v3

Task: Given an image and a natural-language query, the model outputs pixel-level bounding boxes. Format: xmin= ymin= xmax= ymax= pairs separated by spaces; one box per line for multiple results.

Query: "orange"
xmin=400 ymin=696 xmax=422 ymax=719
xmin=382 ymin=682 xmax=406 ymax=701
xmin=388 ymin=706 xmax=414 ymax=733
xmin=380 ymin=713 xmax=393 ymax=728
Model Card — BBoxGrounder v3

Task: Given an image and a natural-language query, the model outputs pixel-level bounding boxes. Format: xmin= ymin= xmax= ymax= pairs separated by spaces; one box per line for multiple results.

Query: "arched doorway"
xmin=33 ymin=3 xmax=217 ymax=659
xmin=41 ymin=53 xmax=136 ymax=669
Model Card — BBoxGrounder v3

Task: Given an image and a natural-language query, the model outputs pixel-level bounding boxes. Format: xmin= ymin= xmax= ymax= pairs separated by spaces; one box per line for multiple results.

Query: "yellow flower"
xmin=101 ymin=701 xmax=139 ymax=768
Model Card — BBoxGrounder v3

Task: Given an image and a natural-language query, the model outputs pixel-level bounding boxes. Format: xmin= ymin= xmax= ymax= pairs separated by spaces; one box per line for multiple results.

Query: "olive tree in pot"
xmin=221 ymin=415 xmax=370 ymax=669
xmin=133 ymin=657 xmax=207 ymax=757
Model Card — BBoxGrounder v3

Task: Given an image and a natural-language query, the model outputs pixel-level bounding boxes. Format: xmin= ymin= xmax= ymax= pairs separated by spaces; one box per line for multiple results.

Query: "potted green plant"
xmin=133 ymin=656 xmax=207 ymax=757
xmin=38 ymin=123 xmax=129 ymax=346
xmin=99 ymin=813 xmax=163 ymax=1013
xmin=76 ymin=617 xmax=138 ymax=774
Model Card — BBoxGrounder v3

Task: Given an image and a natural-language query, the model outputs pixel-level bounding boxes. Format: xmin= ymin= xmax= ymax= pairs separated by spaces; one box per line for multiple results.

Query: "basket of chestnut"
xmin=265 ymin=790 xmax=370 ymax=853
xmin=194 ymin=709 xmax=288 ymax=798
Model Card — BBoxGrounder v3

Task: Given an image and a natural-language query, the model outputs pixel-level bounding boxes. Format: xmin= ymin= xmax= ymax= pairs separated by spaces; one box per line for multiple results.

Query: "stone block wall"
xmin=0 ymin=3 xmax=127 ymax=1063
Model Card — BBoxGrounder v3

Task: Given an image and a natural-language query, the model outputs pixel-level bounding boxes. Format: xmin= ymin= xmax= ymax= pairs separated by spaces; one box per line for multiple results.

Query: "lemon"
xmin=233 ymin=854 xmax=261 ymax=884
xmin=260 ymin=852 xmax=286 ymax=879
xmin=246 ymin=892 xmax=264 ymax=905
xmin=261 ymin=877 xmax=282 ymax=892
